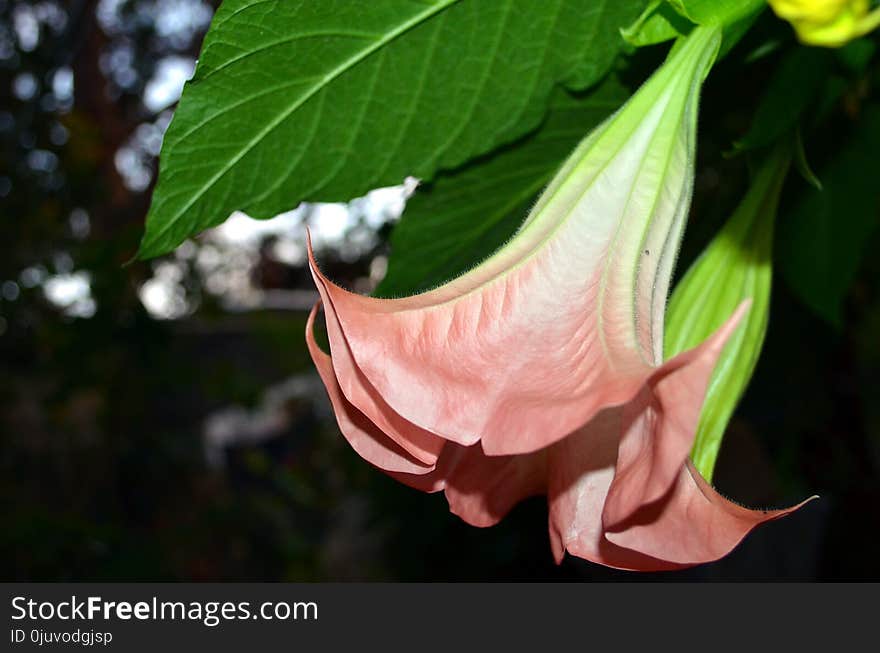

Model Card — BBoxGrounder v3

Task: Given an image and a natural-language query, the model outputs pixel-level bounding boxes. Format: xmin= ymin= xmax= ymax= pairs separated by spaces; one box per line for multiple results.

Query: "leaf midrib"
xmin=145 ymin=0 xmax=461 ymax=250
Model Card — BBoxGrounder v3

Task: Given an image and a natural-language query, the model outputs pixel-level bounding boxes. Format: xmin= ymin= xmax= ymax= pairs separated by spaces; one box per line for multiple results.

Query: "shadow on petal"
xmin=442 ymin=443 xmax=548 ymax=528
xmin=544 ymin=407 xmax=680 ymax=570
xmin=307 ymin=297 xmax=445 ymax=464
xmin=603 ymin=303 xmax=751 ymax=529
xmin=604 ymin=460 xmax=817 ymax=567
xmin=306 ymin=303 xmax=439 ymax=476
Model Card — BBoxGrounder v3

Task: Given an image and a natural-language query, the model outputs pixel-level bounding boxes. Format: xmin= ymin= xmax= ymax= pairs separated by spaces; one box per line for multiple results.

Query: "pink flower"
xmin=305 ymin=25 xmax=810 ymax=570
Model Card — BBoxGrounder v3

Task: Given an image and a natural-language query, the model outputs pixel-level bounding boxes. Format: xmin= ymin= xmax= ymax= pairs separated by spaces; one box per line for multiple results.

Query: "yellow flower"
xmin=769 ymin=0 xmax=880 ymax=46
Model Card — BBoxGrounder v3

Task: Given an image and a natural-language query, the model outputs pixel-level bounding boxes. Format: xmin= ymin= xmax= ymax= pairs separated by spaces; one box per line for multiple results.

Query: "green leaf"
xmin=139 ymin=0 xmax=647 ymax=258
xmin=779 ymin=106 xmax=880 ymax=326
xmin=622 ymin=0 xmax=762 ymax=53
xmin=375 ymin=77 xmax=629 ymax=297
xmin=665 ymin=145 xmax=790 ymax=482
xmin=621 ymin=1 xmax=691 ymax=47
xmin=667 ymin=0 xmax=764 ymax=26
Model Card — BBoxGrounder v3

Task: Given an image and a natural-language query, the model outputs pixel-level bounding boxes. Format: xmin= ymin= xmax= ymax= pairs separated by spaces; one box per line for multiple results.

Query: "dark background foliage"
xmin=1 ymin=0 xmax=878 ymax=580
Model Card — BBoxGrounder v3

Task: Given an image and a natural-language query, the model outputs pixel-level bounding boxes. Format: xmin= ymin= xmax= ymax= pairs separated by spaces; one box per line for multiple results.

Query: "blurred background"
xmin=1 ymin=0 xmax=879 ymax=581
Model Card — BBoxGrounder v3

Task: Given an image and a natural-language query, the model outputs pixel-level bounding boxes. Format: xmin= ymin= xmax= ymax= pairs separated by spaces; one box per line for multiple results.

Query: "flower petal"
xmin=546 ymin=409 xmax=682 ymax=570
xmin=307 ymin=26 xmax=722 ymax=456
xmin=601 ymin=302 xmax=750 ymax=529
xmin=546 ymin=404 xmax=812 ymax=570
xmin=311 ymin=241 xmax=634 ymax=453
xmin=442 ymin=444 xmax=548 ymax=528
xmin=389 ymin=442 xmax=548 ymax=518
xmin=604 ymin=460 xmax=816 ymax=567
xmin=386 ymin=446 xmax=460 ymax=493
xmin=306 ymin=303 xmax=439 ymax=475
xmin=307 ymin=292 xmax=445 ymax=465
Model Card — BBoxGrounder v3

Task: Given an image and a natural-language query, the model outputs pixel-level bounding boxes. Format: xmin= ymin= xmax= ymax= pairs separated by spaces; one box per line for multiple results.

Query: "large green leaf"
xmin=665 ymin=145 xmax=790 ymax=482
xmin=375 ymin=77 xmax=628 ymax=297
xmin=139 ymin=0 xmax=647 ymax=258
xmin=779 ymin=106 xmax=880 ymax=326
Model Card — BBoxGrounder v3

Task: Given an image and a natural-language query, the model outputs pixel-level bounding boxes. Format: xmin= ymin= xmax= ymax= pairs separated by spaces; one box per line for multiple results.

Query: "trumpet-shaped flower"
xmin=306 ymin=25 xmax=810 ymax=570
